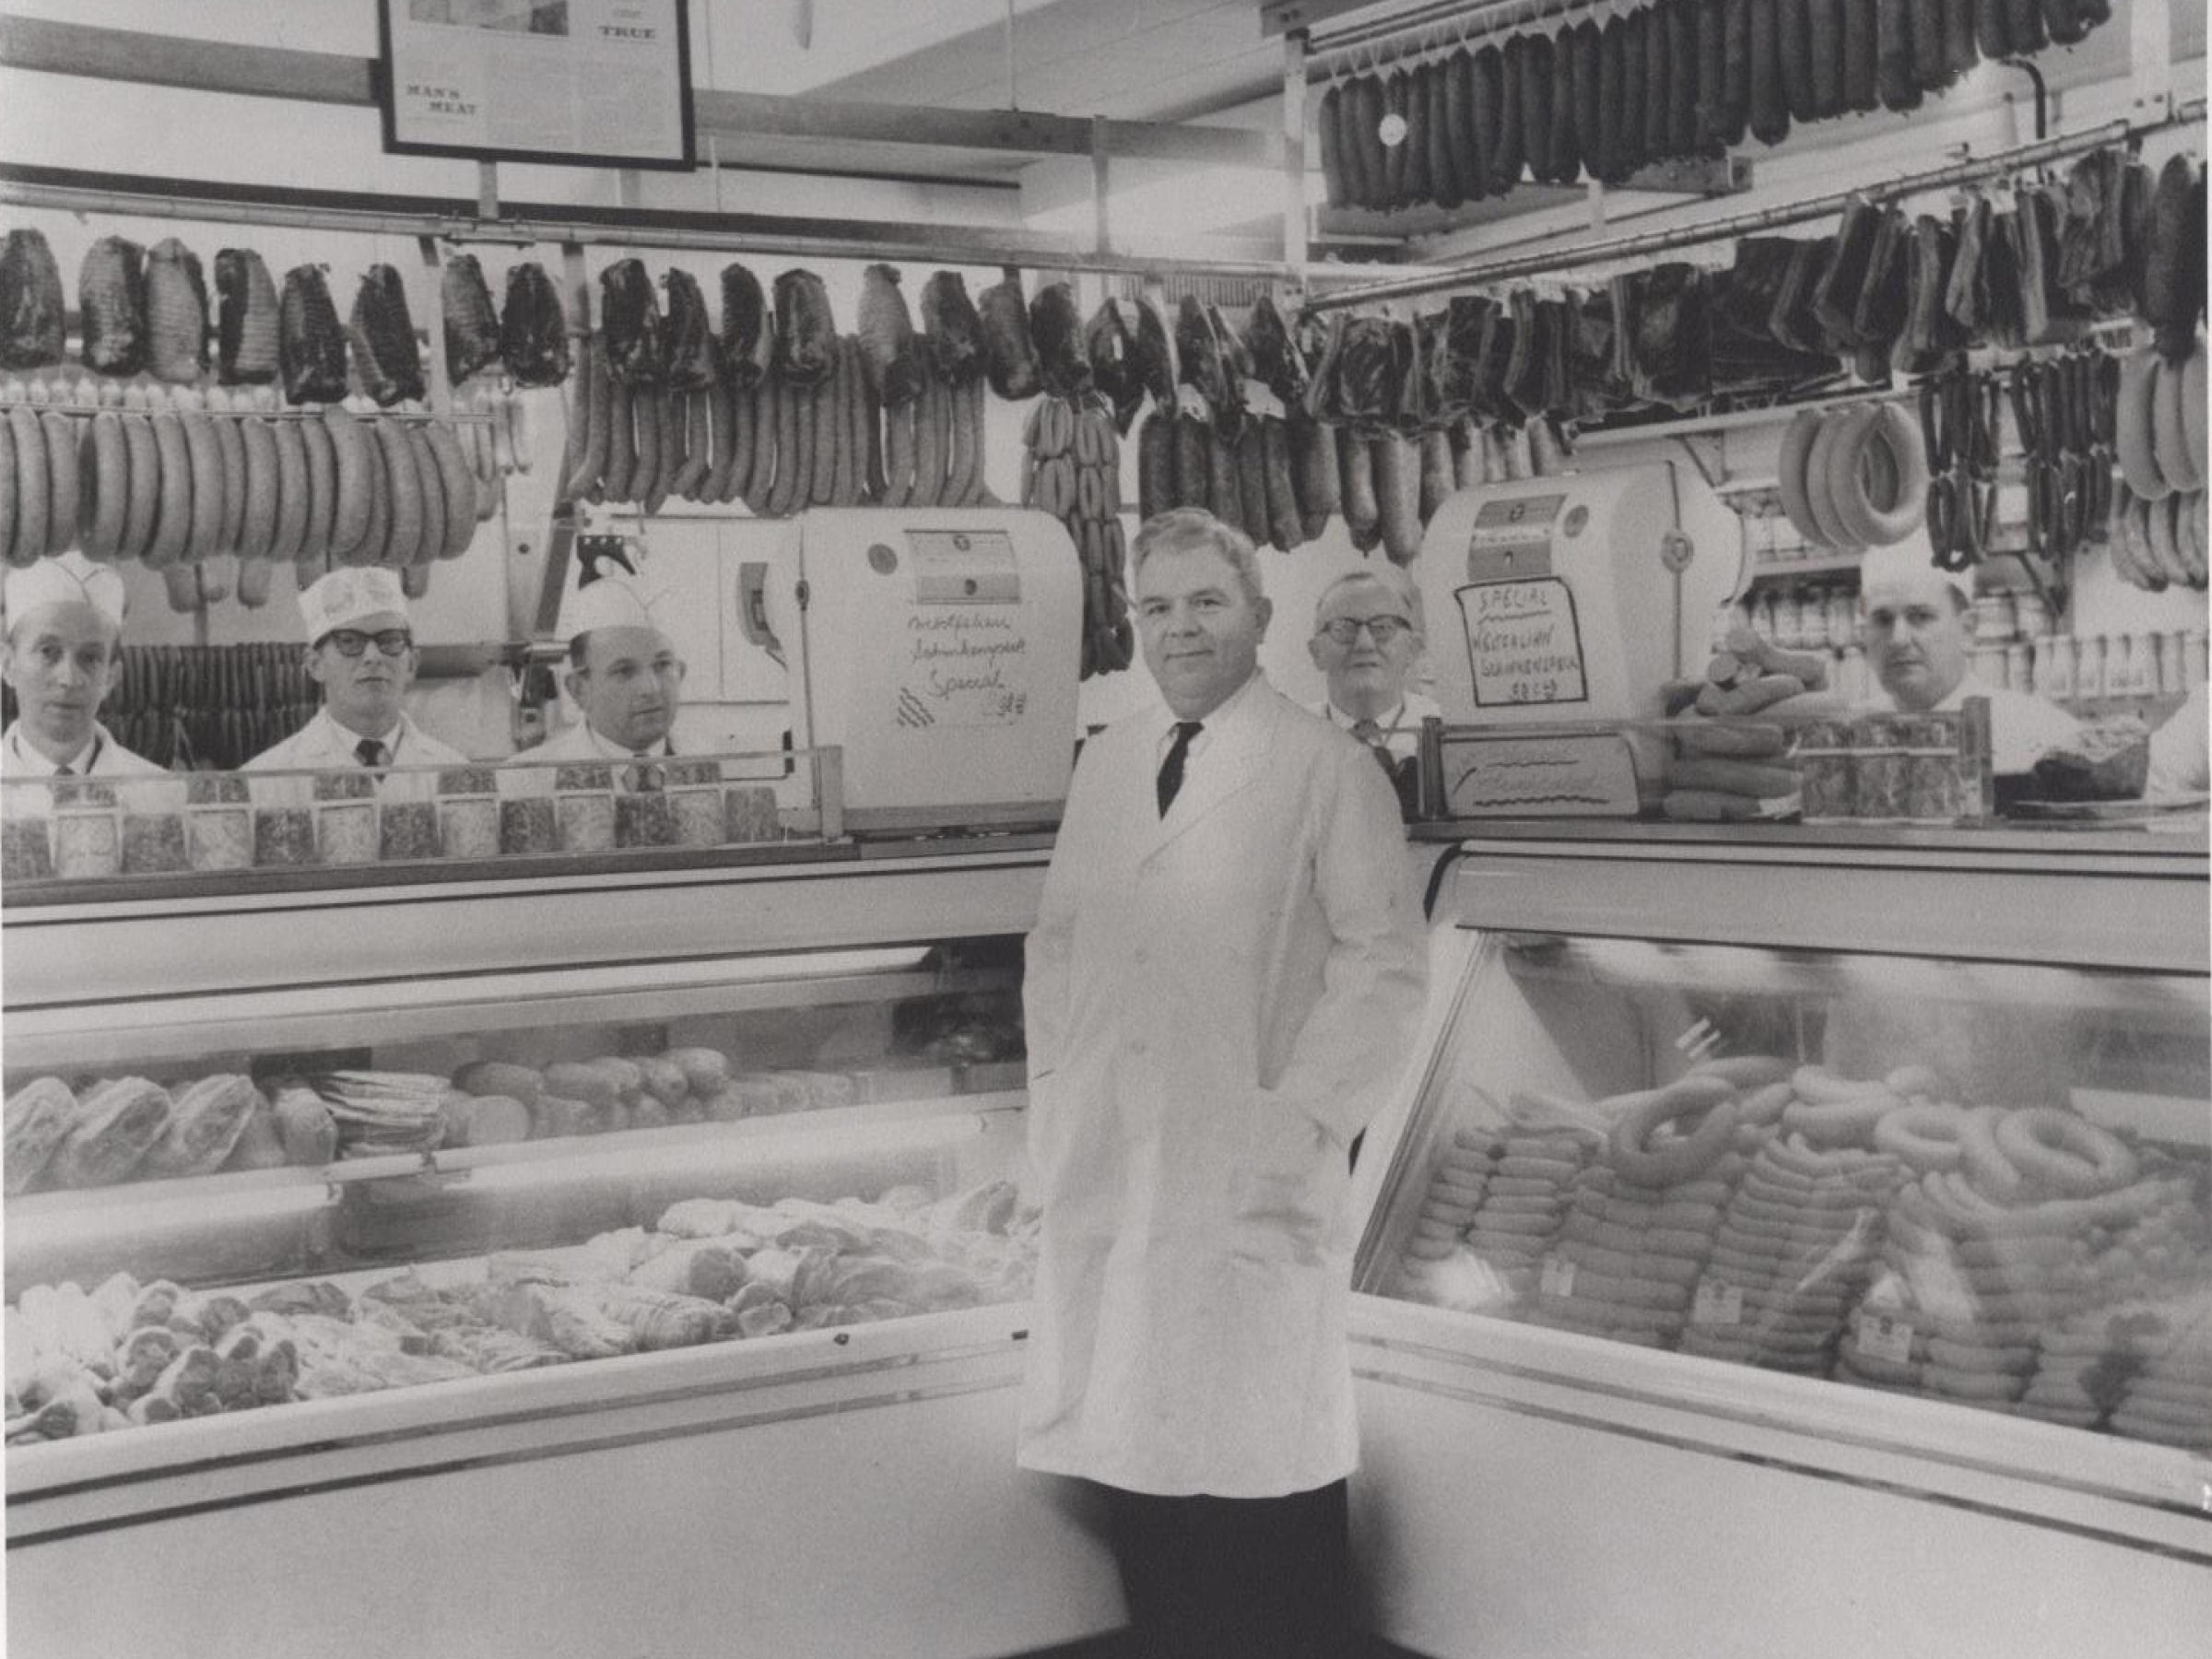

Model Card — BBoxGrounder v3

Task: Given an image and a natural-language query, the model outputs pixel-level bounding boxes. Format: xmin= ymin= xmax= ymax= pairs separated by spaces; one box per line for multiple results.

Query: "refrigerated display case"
xmin=1347 ymin=822 xmax=2212 ymax=1659
xmin=3 ymin=842 xmax=1125 ymax=1659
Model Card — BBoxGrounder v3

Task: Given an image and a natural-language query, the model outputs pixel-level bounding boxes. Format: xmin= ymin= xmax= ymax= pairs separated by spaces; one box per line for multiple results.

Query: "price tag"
xmin=1691 ymin=1279 xmax=1743 ymax=1326
xmin=1538 ymin=1254 xmax=1577 ymax=1298
xmin=1855 ymin=1314 xmax=1916 ymax=1366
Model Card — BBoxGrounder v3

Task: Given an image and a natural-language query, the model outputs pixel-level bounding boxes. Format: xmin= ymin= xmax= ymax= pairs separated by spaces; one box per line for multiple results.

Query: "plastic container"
xmin=437 ymin=768 xmax=501 ymax=861
xmin=498 ymin=795 xmax=560 ymax=856
xmin=555 ymin=765 xmax=617 ymax=853
xmin=379 ymin=800 xmax=441 ymax=862
xmin=667 ymin=760 xmax=725 ymax=848
xmin=185 ymin=774 xmax=253 ymax=871
xmin=314 ymin=772 xmax=379 ymax=865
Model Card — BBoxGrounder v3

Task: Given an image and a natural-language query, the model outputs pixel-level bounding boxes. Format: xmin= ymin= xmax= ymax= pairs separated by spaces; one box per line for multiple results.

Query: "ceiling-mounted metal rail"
xmin=1290 ymin=0 xmax=1580 ymax=76
xmin=1304 ymin=96 xmax=2209 ymax=311
xmin=0 ymin=15 xmax=1279 ymax=176
xmin=0 ymin=164 xmax=1293 ymax=283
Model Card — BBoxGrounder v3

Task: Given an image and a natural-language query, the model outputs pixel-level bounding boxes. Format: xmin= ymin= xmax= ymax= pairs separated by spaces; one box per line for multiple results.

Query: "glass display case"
xmin=3 ymin=845 xmax=1127 ymax=1659
xmin=1360 ymin=934 xmax=2209 ymax=1448
xmin=1346 ymin=823 xmax=2210 ymax=1659
xmin=6 ymin=936 xmax=1033 ymax=1445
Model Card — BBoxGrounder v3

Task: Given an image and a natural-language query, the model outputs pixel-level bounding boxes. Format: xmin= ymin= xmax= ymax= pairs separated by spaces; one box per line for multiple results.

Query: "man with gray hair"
xmin=1305 ymin=563 xmax=1441 ymax=765
xmin=1020 ymin=507 xmax=1428 ymax=1659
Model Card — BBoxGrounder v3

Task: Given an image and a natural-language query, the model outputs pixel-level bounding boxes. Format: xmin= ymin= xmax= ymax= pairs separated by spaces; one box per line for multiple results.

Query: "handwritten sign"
xmin=899 ymin=609 xmax=1030 ymax=729
xmin=379 ymin=0 xmax=696 ymax=170
xmin=1437 ymin=730 xmax=1641 ymax=818
xmin=1455 ymin=579 xmax=1590 ymax=709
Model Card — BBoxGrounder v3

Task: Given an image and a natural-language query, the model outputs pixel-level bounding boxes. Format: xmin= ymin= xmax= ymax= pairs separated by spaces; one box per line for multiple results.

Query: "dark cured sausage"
xmin=1722 ymin=0 xmax=1753 ymax=142
xmin=1975 ymin=0 xmax=2012 ymax=58
xmin=1349 ymin=75 xmax=1386 ymax=209
xmin=1696 ymin=0 xmax=1732 ymax=150
xmin=1668 ymin=0 xmax=1701 ymax=159
xmin=1493 ymin=36 xmax=1524 ymax=193
xmin=2002 ymin=0 xmax=2046 ymax=53
xmin=1749 ymin=0 xmax=1790 ymax=144
xmin=1618 ymin=9 xmax=1648 ymax=177
xmin=1912 ymin=0 xmax=1951 ymax=90
xmin=1381 ymin=69 xmax=1409 ymax=209
xmin=1402 ymin=63 xmax=1433 ymax=208
xmin=1428 ymin=55 xmax=1465 ymax=208
xmin=1317 ymin=84 xmax=1347 ymax=208
xmin=1336 ymin=78 xmax=1372 ymax=207
xmin=1445 ymin=50 xmax=1484 ymax=204
xmin=1942 ymin=0 xmax=1977 ymax=76
xmin=1594 ymin=19 xmax=1626 ymax=183
xmin=1779 ymin=0 xmax=1817 ymax=124
xmin=1842 ymin=0 xmax=1880 ymax=112
xmin=1877 ymin=0 xmax=1924 ymax=112
xmin=1522 ymin=33 xmax=1554 ymax=187
xmin=1548 ymin=24 xmax=1582 ymax=183
xmin=1644 ymin=2 xmax=1673 ymax=165
xmin=1471 ymin=46 xmax=1503 ymax=199
xmin=1807 ymin=0 xmax=1844 ymax=118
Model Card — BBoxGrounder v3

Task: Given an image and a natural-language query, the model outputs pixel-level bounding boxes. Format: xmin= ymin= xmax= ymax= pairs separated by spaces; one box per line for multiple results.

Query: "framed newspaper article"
xmin=378 ymin=0 xmax=697 ymax=171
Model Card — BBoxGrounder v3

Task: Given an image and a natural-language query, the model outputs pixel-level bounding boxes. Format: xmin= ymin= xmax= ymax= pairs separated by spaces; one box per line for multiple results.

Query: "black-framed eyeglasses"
xmin=1316 ymin=615 xmax=1413 ymax=646
xmin=322 ymin=629 xmax=415 ymax=658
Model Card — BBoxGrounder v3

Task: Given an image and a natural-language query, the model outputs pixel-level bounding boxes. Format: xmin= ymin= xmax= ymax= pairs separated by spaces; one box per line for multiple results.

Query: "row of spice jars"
xmin=1973 ymin=629 xmax=2208 ymax=702
xmin=1 ymin=765 xmax=788 ymax=883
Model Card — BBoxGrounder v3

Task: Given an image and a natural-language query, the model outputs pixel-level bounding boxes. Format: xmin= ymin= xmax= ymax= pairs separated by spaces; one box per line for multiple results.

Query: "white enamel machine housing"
xmin=734 ymin=509 xmax=1084 ymax=830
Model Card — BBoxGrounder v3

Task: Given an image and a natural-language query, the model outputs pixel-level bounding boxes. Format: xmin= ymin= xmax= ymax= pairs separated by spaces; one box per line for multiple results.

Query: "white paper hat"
xmin=4 ymin=553 xmax=128 ymax=635
xmin=559 ymin=572 xmax=669 ymax=643
xmin=1856 ymin=538 xmax=1970 ymax=605
xmin=299 ymin=568 xmax=409 ymax=645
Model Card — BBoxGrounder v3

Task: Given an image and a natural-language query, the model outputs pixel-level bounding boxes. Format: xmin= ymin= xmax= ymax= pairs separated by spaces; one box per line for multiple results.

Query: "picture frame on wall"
xmin=376 ymin=0 xmax=697 ymax=171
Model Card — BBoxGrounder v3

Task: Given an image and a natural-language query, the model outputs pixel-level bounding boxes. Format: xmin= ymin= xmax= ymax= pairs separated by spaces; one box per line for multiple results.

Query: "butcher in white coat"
xmin=1020 ymin=509 xmax=1428 ymax=1659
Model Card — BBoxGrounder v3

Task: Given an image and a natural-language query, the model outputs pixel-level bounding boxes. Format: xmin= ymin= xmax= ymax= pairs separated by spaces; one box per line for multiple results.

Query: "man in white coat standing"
xmin=1020 ymin=508 xmax=1429 ymax=1659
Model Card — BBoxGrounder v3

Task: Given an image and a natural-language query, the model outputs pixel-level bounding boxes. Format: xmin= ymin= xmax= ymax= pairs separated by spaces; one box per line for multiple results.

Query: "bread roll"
xmin=666 ymin=1046 xmax=732 ymax=1094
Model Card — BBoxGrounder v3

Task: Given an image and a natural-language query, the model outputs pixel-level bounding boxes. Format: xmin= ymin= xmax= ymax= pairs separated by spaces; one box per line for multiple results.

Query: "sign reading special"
xmin=379 ymin=0 xmax=696 ymax=171
xmin=1454 ymin=577 xmax=1590 ymax=708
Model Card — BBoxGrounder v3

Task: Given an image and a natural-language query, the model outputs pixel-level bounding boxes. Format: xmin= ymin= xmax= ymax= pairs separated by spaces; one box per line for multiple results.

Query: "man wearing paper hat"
xmin=2 ymin=553 xmax=163 ymax=777
xmin=1856 ymin=540 xmax=2079 ymax=775
xmin=524 ymin=572 xmax=688 ymax=766
xmin=243 ymin=568 xmax=468 ymax=781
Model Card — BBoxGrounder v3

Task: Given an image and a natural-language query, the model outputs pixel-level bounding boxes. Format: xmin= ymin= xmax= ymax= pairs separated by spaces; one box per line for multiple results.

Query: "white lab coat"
xmin=241 ymin=708 xmax=470 ymax=805
xmin=1018 ymin=673 xmax=1429 ymax=1497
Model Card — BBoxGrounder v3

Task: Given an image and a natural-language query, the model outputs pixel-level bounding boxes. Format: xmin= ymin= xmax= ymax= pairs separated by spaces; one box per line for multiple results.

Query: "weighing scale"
xmin=735 ymin=509 xmax=1084 ymax=831
xmin=1414 ymin=463 xmax=1742 ymax=814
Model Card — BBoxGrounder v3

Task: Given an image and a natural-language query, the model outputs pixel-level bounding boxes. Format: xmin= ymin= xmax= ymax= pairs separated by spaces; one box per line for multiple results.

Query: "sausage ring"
xmin=1606 ymin=1076 xmax=1742 ymax=1184
xmin=1782 ymin=1085 xmax=1900 ymax=1147
xmin=1872 ymin=1102 xmax=1972 ymax=1173
xmin=1955 ymin=1108 xmax=2024 ymax=1204
xmin=1993 ymin=1106 xmax=2138 ymax=1197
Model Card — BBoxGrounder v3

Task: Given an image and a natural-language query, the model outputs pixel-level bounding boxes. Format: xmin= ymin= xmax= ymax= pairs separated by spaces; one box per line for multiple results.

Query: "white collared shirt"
xmin=1154 ymin=668 xmax=1266 ymax=770
xmin=242 ymin=708 xmax=470 ymax=804
xmin=1312 ymin=690 xmax=1443 ymax=759
xmin=0 ymin=720 xmax=164 ymax=779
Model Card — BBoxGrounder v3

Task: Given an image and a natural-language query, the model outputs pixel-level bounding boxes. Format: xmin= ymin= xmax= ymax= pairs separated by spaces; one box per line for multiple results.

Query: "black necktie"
xmin=1351 ymin=718 xmax=1383 ymax=746
xmin=1156 ymin=721 xmax=1203 ymax=817
xmin=356 ymin=737 xmax=387 ymax=772
xmin=53 ymin=763 xmax=74 ymax=777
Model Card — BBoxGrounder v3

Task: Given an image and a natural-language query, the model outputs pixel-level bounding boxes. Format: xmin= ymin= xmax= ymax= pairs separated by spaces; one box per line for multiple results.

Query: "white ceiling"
xmin=705 ymin=0 xmax=1287 ymax=125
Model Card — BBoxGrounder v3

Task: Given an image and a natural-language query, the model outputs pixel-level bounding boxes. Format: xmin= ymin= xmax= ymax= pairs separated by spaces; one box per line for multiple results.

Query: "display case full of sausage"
xmin=2 ymin=846 xmax=1124 ymax=1659
xmin=1347 ymin=822 xmax=2210 ymax=1659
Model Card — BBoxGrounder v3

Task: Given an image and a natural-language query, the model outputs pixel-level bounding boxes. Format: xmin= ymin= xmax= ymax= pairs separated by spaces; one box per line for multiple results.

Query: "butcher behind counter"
xmin=241 ymin=568 xmax=469 ymax=804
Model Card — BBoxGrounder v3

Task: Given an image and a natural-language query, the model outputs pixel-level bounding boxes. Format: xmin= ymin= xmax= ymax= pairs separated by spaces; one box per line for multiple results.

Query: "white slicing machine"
xmin=734 ymin=508 xmax=1084 ymax=831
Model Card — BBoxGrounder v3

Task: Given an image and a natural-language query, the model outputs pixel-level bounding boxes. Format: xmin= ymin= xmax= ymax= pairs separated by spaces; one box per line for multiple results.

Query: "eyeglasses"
xmin=322 ymin=629 xmax=415 ymax=658
xmin=1315 ymin=616 xmax=1413 ymax=646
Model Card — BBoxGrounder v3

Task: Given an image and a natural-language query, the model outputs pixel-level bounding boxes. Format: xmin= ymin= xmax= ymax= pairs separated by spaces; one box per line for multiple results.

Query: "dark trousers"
xmin=1100 ymin=1478 xmax=1354 ymax=1659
